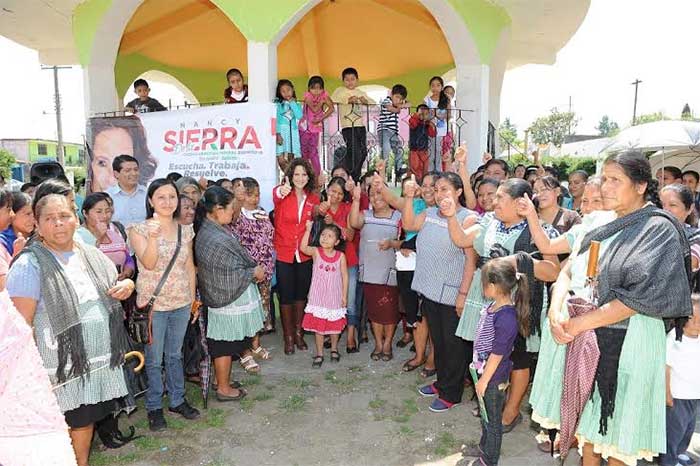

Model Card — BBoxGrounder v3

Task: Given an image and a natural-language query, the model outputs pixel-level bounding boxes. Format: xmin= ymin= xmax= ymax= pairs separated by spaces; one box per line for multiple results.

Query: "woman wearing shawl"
xmin=517 ymin=175 xmax=614 ymax=454
xmin=444 ymin=178 xmax=561 ymax=431
xmin=7 ymin=194 xmax=135 ymax=466
xmin=194 ymin=187 xmax=265 ymax=402
xmin=553 ymin=151 xmax=692 ymax=466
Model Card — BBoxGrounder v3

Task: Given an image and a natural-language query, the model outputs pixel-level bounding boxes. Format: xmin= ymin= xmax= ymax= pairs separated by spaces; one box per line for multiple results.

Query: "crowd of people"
xmin=1 ymin=70 xmax=699 ymax=466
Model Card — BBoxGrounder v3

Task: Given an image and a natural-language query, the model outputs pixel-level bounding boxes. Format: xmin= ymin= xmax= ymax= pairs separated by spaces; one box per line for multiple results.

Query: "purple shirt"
xmin=473 ymin=304 xmax=518 ymax=387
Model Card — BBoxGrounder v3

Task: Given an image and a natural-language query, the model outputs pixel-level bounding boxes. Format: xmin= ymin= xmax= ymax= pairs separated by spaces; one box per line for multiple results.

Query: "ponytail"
xmin=513 ymin=273 xmax=531 ymax=337
xmin=646 ymin=178 xmax=661 ymax=207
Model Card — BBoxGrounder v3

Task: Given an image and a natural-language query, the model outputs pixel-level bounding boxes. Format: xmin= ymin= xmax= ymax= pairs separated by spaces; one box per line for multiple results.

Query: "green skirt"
xmin=455 ymin=270 xmax=483 ymax=341
xmin=575 ymin=314 xmax=666 ymax=465
xmin=207 ymin=284 xmax=265 ymax=342
xmin=529 ymin=314 xmax=567 ymax=430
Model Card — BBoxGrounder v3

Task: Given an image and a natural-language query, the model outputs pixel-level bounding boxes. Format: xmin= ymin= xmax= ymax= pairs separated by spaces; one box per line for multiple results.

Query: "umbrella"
xmin=559 ymin=297 xmax=601 ymax=460
xmin=649 ymin=147 xmax=700 ymax=174
xmin=600 ymin=120 xmax=700 ymax=154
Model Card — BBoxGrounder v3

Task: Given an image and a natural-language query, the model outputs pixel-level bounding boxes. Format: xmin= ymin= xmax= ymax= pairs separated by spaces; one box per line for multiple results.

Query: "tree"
xmin=0 ymin=149 xmax=16 ymax=181
xmin=681 ymin=103 xmax=693 ymax=120
xmin=634 ymin=111 xmax=667 ymax=125
xmin=595 ymin=115 xmax=619 ymax=137
xmin=529 ymin=108 xmax=578 ymax=147
xmin=498 ymin=118 xmax=519 ymax=153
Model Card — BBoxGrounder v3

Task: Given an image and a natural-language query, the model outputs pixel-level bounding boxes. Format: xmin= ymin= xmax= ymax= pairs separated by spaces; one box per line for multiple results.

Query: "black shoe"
xmin=168 ymin=400 xmax=200 ymax=420
xmin=147 ymin=409 xmax=167 ymax=432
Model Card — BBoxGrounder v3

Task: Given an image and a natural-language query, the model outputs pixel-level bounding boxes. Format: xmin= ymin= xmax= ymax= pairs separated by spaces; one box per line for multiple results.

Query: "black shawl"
xmin=194 ymin=218 xmax=257 ymax=308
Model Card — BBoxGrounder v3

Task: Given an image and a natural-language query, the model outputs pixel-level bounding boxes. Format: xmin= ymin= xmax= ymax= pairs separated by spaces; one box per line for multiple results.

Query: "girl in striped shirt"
xmin=300 ymin=222 xmax=349 ymax=368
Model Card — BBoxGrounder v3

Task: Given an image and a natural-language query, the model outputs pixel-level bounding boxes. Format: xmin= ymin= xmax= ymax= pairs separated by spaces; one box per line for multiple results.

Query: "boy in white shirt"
xmin=662 ymin=294 xmax=700 ymax=466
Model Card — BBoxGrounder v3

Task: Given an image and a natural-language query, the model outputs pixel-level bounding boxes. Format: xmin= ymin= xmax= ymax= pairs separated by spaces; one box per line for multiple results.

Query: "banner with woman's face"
xmin=86 ymin=116 xmax=157 ymax=193
xmin=86 ymin=104 xmax=277 ymax=208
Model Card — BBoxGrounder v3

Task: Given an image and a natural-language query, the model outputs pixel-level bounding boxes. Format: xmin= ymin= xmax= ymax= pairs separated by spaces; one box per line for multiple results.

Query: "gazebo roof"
xmin=0 ymin=0 xmax=589 ymax=69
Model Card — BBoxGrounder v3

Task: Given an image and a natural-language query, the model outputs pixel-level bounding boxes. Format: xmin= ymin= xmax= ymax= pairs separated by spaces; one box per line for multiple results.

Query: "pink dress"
xmin=0 ymin=290 xmax=77 ymax=466
xmin=302 ymin=249 xmax=347 ymax=335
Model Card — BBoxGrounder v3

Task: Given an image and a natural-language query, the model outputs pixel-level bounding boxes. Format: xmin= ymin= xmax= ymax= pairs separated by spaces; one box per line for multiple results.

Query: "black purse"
xmin=128 ymin=225 xmax=182 ymax=345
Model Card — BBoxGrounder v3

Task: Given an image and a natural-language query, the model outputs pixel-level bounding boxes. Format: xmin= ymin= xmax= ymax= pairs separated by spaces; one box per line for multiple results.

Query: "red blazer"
xmin=272 ymin=186 xmax=320 ymax=263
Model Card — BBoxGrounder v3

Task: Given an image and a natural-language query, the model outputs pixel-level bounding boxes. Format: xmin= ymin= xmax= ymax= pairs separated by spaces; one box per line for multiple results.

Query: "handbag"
xmin=127 ymin=225 xmax=182 ymax=345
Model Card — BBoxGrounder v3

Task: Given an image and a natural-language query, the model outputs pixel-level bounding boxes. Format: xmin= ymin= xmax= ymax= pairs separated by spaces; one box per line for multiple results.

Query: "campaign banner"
xmin=86 ymin=103 xmax=278 ymax=209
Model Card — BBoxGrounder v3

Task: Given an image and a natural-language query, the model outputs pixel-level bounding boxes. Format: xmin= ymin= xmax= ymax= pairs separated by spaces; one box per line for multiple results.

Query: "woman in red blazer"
xmin=272 ymin=159 xmax=320 ymax=355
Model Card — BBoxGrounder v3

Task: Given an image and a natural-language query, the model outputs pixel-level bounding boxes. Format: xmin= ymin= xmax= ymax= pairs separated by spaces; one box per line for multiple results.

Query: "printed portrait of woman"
xmin=87 ymin=116 xmax=158 ymax=193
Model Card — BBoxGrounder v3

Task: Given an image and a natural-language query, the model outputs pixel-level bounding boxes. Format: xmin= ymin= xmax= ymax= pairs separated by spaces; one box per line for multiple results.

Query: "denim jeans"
xmin=378 ymin=129 xmax=404 ymax=173
xmin=145 ymin=304 xmax=191 ymax=411
xmin=660 ymin=398 xmax=698 ymax=466
xmin=479 ymin=383 xmax=507 ymax=466
xmin=346 ymin=266 xmax=359 ymax=328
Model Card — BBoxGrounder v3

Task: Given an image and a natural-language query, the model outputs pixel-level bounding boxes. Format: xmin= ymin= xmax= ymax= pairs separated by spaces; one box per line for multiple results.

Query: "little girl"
xmin=301 ymin=76 xmax=334 ymax=175
xmin=231 ymin=178 xmax=275 ymax=365
xmin=224 ymin=68 xmax=248 ymax=104
xmin=300 ymin=221 xmax=349 ymax=368
xmin=276 ymin=79 xmax=303 ymax=172
xmin=465 ymin=257 xmax=529 ymax=466
xmin=423 ymin=76 xmax=450 ymax=172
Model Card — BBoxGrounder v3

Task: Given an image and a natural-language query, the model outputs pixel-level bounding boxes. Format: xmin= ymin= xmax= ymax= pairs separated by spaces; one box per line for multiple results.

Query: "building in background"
xmin=0 ymin=138 xmax=85 ymax=181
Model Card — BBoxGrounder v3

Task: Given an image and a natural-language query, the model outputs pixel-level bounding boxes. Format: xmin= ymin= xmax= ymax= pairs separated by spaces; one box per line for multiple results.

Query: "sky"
xmin=0 ymin=0 xmax=698 ymax=143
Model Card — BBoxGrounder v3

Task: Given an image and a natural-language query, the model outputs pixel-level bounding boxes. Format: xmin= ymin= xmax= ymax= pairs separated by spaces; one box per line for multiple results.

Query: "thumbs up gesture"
xmin=439 ymin=197 xmax=457 ymax=218
xmin=404 ymin=174 xmax=418 ymax=198
xmin=279 ymin=176 xmax=292 ymax=198
xmin=454 ymin=144 xmax=467 ymax=164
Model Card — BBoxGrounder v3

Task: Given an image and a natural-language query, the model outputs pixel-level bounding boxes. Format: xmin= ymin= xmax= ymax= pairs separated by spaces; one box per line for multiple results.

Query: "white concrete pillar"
xmin=456 ymin=64 xmax=490 ymax=174
xmin=247 ymin=41 xmax=277 ymax=103
xmin=82 ymin=63 xmax=120 ymax=116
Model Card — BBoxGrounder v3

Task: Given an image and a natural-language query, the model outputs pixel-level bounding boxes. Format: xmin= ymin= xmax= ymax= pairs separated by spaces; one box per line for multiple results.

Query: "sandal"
xmin=370 ymin=351 xmax=382 ymax=361
xmin=402 ymin=359 xmax=425 ymax=372
xmin=330 ymin=350 xmax=340 ymax=363
xmin=252 ymin=346 xmax=272 ymax=360
xmin=396 ymin=336 xmax=413 ymax=348
xmin=420 ymin=367 xmax=437 ymax=378
xmin=381 ymin=352 xmax=393 ymax=362
xmin=239 ymin=355 xmax=260 ymax=374
xmin=312 ymin=355 xmax=324 ymax=368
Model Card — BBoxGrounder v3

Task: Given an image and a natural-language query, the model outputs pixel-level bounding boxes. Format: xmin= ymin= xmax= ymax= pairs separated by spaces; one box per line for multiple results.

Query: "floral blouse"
xmin=231 ymin=208 xmax=275 ymax=282
xmin=131 ymin=222 xmax=194 ymax=311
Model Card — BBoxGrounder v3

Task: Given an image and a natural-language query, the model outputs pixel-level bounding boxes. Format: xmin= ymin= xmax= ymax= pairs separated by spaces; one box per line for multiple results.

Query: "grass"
xmin=348 ymin=365 xmax=363 ymax=373
xmin=279 ymin=394 xmax=307 ymax=412
xmin=433 ymin=431 xmax=458 ymax=457
xmin=90 ymin=451 xmax=139 ymax=466
xmin=239 ymin=397 xmax=255 ymax=411
xmin=283 ymin=377 xmax=313 ymax=390
xmin=368 ymin=397 xmax=387 ymax=409
xmin=205 ymin=408 xmax=226 ymax=428
xmin=243 ymin=374 xmax=262 ymax=386
xmin=398 ymin=425 xmax=414 ymax=436
xmin=324 ymin=370 xmax=338 ymax=383
xmin=168 ymin=417 xmax=187 ymax=430
xmin=253 ymin=391 xmax=274 ymax=402
xmin=134 ymin=435 xmax=164 ymax=451
xmin=402 ymin=398 xmax=419 ymax=415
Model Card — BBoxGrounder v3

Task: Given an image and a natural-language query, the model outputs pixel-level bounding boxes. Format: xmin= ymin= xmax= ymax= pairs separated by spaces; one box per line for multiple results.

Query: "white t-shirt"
xmin=666 ymin=330 xmax=700 ymax=399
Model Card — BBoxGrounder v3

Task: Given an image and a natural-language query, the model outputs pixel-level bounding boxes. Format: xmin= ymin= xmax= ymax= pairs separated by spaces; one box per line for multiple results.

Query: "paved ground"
xmin=91 ymin=332 xmax=700 ymax=466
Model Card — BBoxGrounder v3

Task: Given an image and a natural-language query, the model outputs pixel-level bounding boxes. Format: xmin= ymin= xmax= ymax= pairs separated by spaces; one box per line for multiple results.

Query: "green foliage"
xmin=279 ymin=394 xmax=307 ymax=412
xmin=595 ymin=115 xmax=620 ymax=137
xmin=529 ymin=109 xmax=578 ymax=147
xmin=682 ymin=103 xmax=692 ymax=120
xmin=0 ymin=149 xmax=16 ymax=181
xmin=634 ymin=111 xmax=667 ymax=125
xmin=498 ymin=117 xmax=520 ymax=153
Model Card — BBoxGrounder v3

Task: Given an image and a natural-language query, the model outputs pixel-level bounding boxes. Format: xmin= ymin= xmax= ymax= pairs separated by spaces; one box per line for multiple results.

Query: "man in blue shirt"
xmin=106 ymin=154 xmax=147 ymax=227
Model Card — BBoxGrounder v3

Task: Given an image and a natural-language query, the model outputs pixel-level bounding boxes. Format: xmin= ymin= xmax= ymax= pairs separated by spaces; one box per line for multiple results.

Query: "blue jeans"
xmin=660 ymin=398 xmax=698 ymax=466
xmin=346 ymin=266 xmax=359 ymax=328
xmin=145 ymin=304 xmax=191 ymax=411
xmin=479 ymin=383 xmax=507 ymax=466
xmin=378 ymin=129 xmax=404 ymax=172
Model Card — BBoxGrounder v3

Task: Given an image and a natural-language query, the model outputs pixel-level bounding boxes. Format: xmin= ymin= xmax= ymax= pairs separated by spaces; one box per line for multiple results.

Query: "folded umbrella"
xmin=559 ymin=296 xmax=600 ymax=460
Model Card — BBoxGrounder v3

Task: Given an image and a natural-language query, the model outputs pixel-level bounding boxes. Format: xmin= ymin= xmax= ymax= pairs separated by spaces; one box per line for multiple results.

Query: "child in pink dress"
xmin=300 ymin=221 xmax=348 ymax=368
xmin=301 ymin=75 xmax=334 ymax=176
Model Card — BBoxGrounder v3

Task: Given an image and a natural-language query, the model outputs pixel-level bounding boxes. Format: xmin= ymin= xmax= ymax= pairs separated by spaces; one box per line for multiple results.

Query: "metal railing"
xmin=94 ymin=101 xmax=478 ymax=178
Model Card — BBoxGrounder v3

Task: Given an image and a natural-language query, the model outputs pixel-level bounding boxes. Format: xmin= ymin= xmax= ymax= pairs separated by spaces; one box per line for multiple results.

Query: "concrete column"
xmin=247 ymin=41 xmax=277 ymax=103
xmin=456 ymin=64 xmax=490 ymax=174
xmin=82 ymin=63 xmax=120 ymax=116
